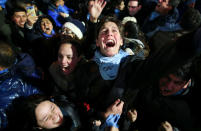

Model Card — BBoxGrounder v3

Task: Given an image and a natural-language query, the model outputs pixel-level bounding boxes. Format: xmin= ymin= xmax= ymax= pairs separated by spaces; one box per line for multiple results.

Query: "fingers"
xmin=101 ymin=0 xmax=107 ymax=8
xmin=95 ymin=0 xmax=107 ymax=8
xmin=113 ymin=99 xmax=121 ymax=106
xmin=127 ymin=109 xmax=137 ymax=122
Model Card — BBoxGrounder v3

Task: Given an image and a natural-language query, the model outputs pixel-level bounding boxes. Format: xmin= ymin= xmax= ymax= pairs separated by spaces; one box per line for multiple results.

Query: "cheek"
xmin=13 ymin=18 xmax=20 ymax=23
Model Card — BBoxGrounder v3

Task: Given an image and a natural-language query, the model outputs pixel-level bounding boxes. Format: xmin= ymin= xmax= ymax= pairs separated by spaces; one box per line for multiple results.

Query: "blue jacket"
xmin=0 ymin=0 xmax=7 ymax=8
xmin=0 ymin=55 xmax=41 ymax=129
xmin=143 ymin=8 xmax=180 ymax=38
xmin=47 ymin=4 xmax=74 ymax=28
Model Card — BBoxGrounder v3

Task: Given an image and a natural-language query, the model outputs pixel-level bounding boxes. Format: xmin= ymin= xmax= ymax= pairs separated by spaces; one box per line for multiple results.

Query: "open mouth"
xmin=106 ymin=40 xmax=115 ymax=47
xmin=62 ymin=66 xmax=70 ymax=71
xmin=46 ymin=27 xmax=50 ymax=31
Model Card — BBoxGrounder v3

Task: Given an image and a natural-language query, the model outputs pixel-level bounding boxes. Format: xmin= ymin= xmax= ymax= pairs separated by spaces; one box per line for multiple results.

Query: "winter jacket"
xmin=0 ymin=69 xmax=41 ymax=129
xmin=0 ymin=53 xmax=42 ymax=129
xmin=47 ymin=4 xmax=74 ymax=28
xmin=0 ymin=0 xmax=7 ymax=8
xmin=142 ymin=8 xmax=180 ymax=38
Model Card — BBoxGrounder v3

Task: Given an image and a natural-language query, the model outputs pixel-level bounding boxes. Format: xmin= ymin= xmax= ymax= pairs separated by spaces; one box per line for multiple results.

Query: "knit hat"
xmin=62 ymin=19 xmax=86 ymax=40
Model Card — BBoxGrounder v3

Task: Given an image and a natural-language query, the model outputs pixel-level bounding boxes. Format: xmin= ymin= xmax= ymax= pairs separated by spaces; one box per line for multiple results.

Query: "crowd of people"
xmin=1 ymin=0 xmax=201 ymax=130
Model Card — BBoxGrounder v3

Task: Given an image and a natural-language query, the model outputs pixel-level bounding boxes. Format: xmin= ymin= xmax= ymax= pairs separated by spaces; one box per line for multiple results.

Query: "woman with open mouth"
xmin=49 ymin=36 xmax=87 ymax=94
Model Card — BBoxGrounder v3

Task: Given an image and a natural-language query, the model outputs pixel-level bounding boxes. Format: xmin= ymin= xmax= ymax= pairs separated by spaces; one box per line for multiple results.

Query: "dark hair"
xmin=6 ymin=95 xmax=50 ymax=131
xmin=163 ymin=61 xmax=193 ymax=82
xmin=128 ymin=0 xmax=141 ymax=5
xmin=96 ymin=16 xmax=124 ymax=39
xmin=180 ymin=8 xmax=201 ymax=31
xmin=173 ymin=62 xmax=192 ymax=81
xmin=9 ymin=6 xmax=27 ymax=18
xmin=58 ymin=36 xmax=83 ymax=57
xmin=0 ymin=41 xmax=16 ymax=68
xmin=23 ymin=94 xmax=50 ymax=129
xmin=124 ymin=21 xmax=139 ymax=39
xmin=35 ymin=15 xmax=56 ymax=34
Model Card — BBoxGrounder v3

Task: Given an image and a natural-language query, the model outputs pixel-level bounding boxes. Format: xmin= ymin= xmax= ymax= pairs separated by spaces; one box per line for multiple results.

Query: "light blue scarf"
xmin=93 ymin=49 xmax=129 ymax=80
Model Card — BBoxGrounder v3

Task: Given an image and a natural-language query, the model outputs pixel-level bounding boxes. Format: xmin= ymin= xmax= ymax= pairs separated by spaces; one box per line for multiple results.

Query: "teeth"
xmin=106 ymin=39 xmax=114 ymax=43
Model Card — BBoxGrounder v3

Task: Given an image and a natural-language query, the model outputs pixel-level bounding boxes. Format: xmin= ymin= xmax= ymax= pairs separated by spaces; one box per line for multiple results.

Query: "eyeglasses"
xmin=127 ymin=6 xmax=137 ymax=9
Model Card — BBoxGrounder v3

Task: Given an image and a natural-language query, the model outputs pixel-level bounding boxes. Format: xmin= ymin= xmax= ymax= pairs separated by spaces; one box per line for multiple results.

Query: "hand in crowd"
xmin=103 ymin=99 xmax=124 ymax=119
xmin=27 ymin=13 xmax=38 ymax=27
xmin=59 ymin=12 xmax=69 ymax=18
xmin=158 ymin=121 xmax=173 ymax=131
xmin=127 ymin=109 xmax=137 ymax=123
xmin=89 ymin=0 xmax=107 ymax=23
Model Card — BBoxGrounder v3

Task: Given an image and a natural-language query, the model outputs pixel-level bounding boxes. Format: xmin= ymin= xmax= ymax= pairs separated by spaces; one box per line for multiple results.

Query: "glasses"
xmin=127 ymin=6 xmax=137 ymax=9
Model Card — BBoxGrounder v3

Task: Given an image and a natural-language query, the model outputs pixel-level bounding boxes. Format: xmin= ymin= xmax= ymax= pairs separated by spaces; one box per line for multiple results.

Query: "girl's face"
xmin=40 ymin=18 xmax=53 ymax=35
xmin=96 ymin=21 xmax=123 ymax=57
xmin=35 ymin=100 xmax=63 ymax=129
xmin=58 ymin=43 xmax=80 ymax=75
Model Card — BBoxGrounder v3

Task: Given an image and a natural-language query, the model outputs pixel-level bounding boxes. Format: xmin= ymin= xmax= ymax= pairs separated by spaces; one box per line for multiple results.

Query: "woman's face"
xmin=96 ymin=21 xmax=123 ymax=57
xmin=58 ymin=43 xmax=80 ymax=75
xmin=40 ymin=18 xmax=53 ymax=35
xmin=35 ymin=100 xmax=63 ymax=129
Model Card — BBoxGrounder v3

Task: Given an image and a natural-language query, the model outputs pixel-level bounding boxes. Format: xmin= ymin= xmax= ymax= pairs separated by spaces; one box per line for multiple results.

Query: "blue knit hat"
xmin=62 ymin=19 xmax=86 ymax=39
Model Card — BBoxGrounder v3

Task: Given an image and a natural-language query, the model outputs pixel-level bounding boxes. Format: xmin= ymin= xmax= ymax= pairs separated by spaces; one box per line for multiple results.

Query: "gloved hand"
xmin=105 ymin=114 xmax=120 ymax=128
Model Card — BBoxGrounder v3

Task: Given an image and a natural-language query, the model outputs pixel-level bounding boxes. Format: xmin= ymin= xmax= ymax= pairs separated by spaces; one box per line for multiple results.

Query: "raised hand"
xmin=89 ymin=0 xmax=107 ymax=22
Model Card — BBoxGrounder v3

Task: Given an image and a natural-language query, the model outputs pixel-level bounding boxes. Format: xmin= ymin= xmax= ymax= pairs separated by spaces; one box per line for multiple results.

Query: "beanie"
xmin=62 ymin=19 xmax=86 ymax=40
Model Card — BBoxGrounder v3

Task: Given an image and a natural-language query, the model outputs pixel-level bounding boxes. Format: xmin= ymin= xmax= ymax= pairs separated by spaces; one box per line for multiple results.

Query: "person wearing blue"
xmin=47 ymin=0 xmax=74 ymax=28
xmin=26 ymin=15 xmax=57 ymax=42
xmin=142 ymin=0 xmax=181 ymax=39
xmin=0 ymin=0 xmax=7 ymax=9
xmin=0 ymin=40 xmax=41 ymax=130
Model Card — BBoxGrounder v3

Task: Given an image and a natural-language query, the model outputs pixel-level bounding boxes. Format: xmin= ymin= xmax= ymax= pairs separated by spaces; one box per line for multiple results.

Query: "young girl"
xmin=7 ymin=94 xmax=81 ymax=131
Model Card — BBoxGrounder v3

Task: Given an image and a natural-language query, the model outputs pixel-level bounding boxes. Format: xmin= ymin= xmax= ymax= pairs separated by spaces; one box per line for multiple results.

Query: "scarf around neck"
xmin=93 ymin=49 xmax=129 ymax=80
xmin=43 ymin=29 xmax=55 ymax=38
